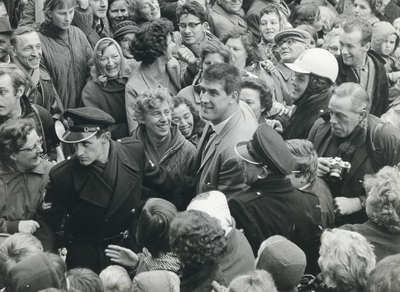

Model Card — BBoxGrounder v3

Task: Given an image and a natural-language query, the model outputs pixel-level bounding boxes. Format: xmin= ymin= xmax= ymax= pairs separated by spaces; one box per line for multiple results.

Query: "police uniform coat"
xmin=308 ymin=114 xmax=400 ymax=225
xmin=35 ymin=139 xmax=145 ymax=273
xmin=228 ymin=176 xmax=322 ymax=275
xmin=195 ymin=102 xmax=258 ymax=198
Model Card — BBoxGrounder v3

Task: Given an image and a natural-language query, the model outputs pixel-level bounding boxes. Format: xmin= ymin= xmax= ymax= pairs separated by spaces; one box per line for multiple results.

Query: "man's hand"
xmin=317 ymin=157 xmax=331 ymax=177
xmin=260 ymin=60 xmax=276 ymax=73
xmin=273 ymin=101 xmax=289 ymax=116
xmin=177 ymin=47 xmax=197 ymax=66
xmin=333 ymin=197 xmax=362 ymax=216
xmin=265 ymin=119 xmax=283 ymax=133
xmin=105 ymin=245 xmax=139 ymax=268
xmin=18 ymin=220 xmax=40 ymax=234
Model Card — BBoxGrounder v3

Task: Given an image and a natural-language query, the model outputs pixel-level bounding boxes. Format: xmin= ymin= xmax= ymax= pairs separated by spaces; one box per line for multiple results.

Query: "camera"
xmin=327 ymin=157 xmax=351 ymax=181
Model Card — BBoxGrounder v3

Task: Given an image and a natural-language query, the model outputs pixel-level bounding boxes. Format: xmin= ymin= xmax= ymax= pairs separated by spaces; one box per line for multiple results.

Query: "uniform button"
xmin=206 ymin=182 xmax=211 ymax=186
xmin=256 ymin=192 xmax=261 ymax=195
xmin=131 ymin=209 xmax=135 ymax=214
xmin=117 ymin=139 xmax=121 ymax=142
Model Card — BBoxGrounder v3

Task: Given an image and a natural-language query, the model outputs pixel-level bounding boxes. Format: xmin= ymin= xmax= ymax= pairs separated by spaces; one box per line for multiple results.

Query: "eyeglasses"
xmin=19 ymin=137 xmax=43 ymax=152
xmin=178 ymin=22 xmax=202 ymax=30
xmin=277 ymin=38 xmax=305 ymax=47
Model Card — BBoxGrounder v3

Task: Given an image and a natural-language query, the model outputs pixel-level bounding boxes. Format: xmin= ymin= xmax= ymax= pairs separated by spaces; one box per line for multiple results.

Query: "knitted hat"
xmin=8 ymin=252 xmax=61 ymax=292
xmin=255 ymin=235 xmax=306 ymax=291
xmin=113 ymin=20 xmax=140 ymax=40
xmin=187 ymin=191 xmax=233 ymax=236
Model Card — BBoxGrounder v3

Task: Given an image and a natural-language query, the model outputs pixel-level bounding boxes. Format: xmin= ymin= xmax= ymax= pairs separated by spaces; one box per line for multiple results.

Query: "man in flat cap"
xmin=0 ymin=17 xmax=12 ymax=63
xmin=34 ymin=107 xmax=188 ymax=273
xmin=228 ymin=124 xmax=322 ymax=275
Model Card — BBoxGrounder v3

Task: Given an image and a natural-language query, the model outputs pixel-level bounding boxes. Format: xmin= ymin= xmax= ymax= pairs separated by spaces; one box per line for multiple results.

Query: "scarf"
xmin=332 ymin=117 xmax=368 ymax=162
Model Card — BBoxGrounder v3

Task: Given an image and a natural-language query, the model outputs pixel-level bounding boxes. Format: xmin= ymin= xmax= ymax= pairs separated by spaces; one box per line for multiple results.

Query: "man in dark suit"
xmin=35 ymin=107 xmax=186 ymax=273
xmin=195 ymin=63 xmax=258 ymax=198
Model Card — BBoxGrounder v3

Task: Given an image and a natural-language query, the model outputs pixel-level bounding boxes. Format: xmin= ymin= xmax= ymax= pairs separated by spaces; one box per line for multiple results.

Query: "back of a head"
xmin=255 ymin=235 xmax=306 ymax=291
xmin=343 ymin=18 xmax=372 ymax=45
xmin=8 ymin=252 xmax=62 ymax=292
xmin=228 ymin=270 xmax=278 ymax=292
xmin=132 ymin=270 xmax=180 ymax=292
xmin=99 ymin=265 xmax=132 ymax=292
xmin=0 ymin=233 xmax=43 ymax=276
xmin=365 ymin=254 xmax=400 ymax=292
xmin=136 ymin=198 xmax=178 ymax=257
xmin=67 ymin=268 xmax=104 ymax=292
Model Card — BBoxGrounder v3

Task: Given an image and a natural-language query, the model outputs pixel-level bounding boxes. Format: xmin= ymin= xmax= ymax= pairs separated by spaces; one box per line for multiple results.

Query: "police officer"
xmin=228 ymin=124 xmax=322 ymax=275
xmin=35 ymin=107 xmax=189 ymax=273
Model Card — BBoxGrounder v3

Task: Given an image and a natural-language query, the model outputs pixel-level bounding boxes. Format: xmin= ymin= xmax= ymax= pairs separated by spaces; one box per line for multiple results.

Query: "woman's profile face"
xmin=47 ymin=5 xmax=75 ymax=30
xmin=98 ymin=44 xmax=122 ymax=78
xmin=108 ymin=0 xmax=129 ymax=27
xmin=138 ymin=0 xmax=160 ymax=21
xmin=225 ymin=37 xmax=248 ymax=69
xmin=353 ymin=0 xmax=373 ymax=19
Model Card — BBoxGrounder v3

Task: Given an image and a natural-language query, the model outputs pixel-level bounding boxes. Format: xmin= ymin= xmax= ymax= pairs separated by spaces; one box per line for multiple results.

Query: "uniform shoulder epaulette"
xmin=232 ymin=190 xmax=264 ymax=204
xmin=116 ymin=137 xmax=140 ymax=145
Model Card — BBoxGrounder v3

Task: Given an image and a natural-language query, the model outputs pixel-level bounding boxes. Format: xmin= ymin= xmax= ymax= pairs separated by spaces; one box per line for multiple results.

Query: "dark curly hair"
xmin=241 ymin=78 xmax=273 ymax=115
xmin=289 ymin=4 xmax=320 ymax=28
xmin=177 ymin=0 xmax=208 ymax=23
xmin=169 ymin=210 xmax=227 ymax=273
xmin=0 ymin=118 xmax=36 ymax=171
xmin=131 ymin=18 xmax=174 ymax=64
xmin=220 ymin=27 xmax=262 ymax=67
xmin=136 ymin=198 xmax=178 ymax=257
xmin=172 ymin=96 xmax=205 ymax=137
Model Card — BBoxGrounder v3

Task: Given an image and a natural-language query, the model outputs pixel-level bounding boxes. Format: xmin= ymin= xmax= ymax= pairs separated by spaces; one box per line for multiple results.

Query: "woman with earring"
xmin=38 ymin=0 xmax=93 ymax=110
xmin=80 ymin=38 xmax=137 ymax=139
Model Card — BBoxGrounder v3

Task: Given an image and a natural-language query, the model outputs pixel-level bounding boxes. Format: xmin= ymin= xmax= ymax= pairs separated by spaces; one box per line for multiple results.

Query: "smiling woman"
xmin=0 ymin=118 xmax=54 ymax=234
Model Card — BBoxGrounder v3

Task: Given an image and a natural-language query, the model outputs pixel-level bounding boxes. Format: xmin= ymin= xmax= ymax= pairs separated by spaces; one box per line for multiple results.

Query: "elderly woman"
xmin=170 ymin=210 xmax=228 ymax=292
xmin=107 ymin=0 xmax=135 ymax=32
xmin=38 ymin=0 xmax=93 ymax=110
xmin=208 ymin=0 xmax=247 ymax=39
xmin=106 ymin=198 xmax=180 ymax=274
xmin=352 ymin=0 xmax=380 ymax=25
xmin=221 ymin=27 xmax=282 ymax=103
xmin=177 ymin=40 xmax=232 ymax=112
xmin=340 ymin=166 xmax=400 ymax=262
xmin=172 ymin=96 xmax=205 ymax=146
xmin=0 ymin=118 xmax=54 ymax=235
xmin=318 ymin=229 xmax=376 ymax=292
xmin=131 ymin=90 xmax=196 ymax=208
xmin=80 ymin=38 xmax=136 ymax=139
xmin=125 ymin=18 xmax=181 ymax=134
xmin=258 ymin=5 xmax=287 ymax=63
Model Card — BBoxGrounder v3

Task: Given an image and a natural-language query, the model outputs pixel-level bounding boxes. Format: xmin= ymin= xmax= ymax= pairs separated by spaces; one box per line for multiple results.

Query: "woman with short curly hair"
xmin=318 ymin=229 xmax=376 ymax=292
xmin=170 ymin=210 xmax=228 ymax=292
xmin=125 ymin=18 xmax=181 ymax=134
xmin=341 ymin=165 xmax=400 ymax=262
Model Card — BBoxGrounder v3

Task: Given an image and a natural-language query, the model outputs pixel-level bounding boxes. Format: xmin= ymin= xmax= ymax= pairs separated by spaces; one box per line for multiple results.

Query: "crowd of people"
xmin=1 ymin=0 xmax=400 ymax=290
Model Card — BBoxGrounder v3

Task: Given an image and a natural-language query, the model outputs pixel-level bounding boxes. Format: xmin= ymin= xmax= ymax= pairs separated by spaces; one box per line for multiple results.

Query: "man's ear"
xmin=231 ymin=91 xmax=239 ymax=104
xmin=202 ymin=22 xmax=209 ymax=31
xmin=257 ymin=166 xmax=269 ymax=180
xmin=16 ymin=85 xmax=25 ymax=98
xmin=10 ymin=46 xmax=16 ymax=57
xmin=102 ymin=131 xmax=111 ymax=142
xmin=363 ymin=41 xmax=371 ymax=52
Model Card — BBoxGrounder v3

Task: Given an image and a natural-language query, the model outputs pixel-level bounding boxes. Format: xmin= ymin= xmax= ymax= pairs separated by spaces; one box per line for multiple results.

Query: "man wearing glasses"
xmin=176 ymin=1 xmax=219 ymax=86
xmin=0 ymin=63 xmax=59 ymax=161
xmin=271 ymin=28 xmax=312 ymax=106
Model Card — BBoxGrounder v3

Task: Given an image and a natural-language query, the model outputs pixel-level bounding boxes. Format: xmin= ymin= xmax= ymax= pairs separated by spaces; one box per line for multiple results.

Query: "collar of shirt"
xmin=212 ymin=112 xmax=235 ymax=135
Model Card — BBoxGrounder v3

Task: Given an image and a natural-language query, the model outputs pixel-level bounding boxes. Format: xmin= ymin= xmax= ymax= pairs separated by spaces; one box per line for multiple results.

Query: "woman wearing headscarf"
xmin=80 ymin=38 xmax=137 ymax=139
